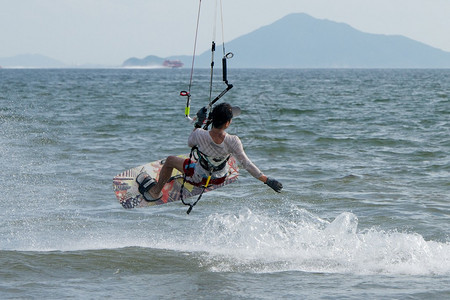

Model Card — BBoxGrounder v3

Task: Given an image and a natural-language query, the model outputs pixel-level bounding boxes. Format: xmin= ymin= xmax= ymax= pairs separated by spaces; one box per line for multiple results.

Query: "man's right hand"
xmin=194 ymin=106 xmax=208 ymax=128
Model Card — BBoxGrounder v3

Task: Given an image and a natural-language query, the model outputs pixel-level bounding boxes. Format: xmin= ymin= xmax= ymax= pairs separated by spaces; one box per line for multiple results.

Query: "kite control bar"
xmin=180 ymin=51 xmax=233 ymax=123
xmin=180 ymin=0 xmax=234 ymax=124
xmin=210 ymin=52 xmax=234 ymax=107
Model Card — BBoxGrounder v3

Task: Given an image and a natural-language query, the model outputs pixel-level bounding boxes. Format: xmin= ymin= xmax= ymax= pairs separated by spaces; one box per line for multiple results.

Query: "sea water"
xmin=1 ymin=68 xmax=449 ymax=299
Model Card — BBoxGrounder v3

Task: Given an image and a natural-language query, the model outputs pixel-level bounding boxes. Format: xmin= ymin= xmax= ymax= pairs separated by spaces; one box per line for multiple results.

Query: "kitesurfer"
xmin=136 ymin=102 xmax=283 ymax=201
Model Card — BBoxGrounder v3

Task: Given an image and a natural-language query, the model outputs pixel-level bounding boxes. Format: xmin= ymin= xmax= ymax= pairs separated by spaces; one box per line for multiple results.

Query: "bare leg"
xmin=149 ymin=156 xmax=185 ymax=198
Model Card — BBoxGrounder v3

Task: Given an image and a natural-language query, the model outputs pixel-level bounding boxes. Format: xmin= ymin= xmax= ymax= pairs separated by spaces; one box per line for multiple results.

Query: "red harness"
xmin=183 ymin=158 xmax=226 ymax=187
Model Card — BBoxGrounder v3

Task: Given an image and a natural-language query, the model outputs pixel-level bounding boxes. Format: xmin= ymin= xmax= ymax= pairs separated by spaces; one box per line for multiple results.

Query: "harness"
xmin=180 ymin=146 xmax=230 ymax=214
xmin=196 ymin=147 xmax=230 ymax=173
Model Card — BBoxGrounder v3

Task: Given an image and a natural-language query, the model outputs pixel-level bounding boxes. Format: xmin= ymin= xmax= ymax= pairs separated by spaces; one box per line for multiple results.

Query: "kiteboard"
xmin=113 ymin=154 xmax=239 ymax=209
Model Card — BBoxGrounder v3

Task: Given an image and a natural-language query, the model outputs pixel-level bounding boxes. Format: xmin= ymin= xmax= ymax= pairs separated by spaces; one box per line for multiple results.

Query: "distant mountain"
xmin=6 ymin=13 xmax=449 ymax=68
xmin=191 ymin=13 xmax=450 ymax=68
xmin=0 ymin=53 xmax=66 ymax=68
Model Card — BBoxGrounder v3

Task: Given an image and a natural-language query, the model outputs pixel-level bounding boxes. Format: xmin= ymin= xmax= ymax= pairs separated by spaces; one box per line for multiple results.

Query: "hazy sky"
xmin=1 ymin=0 xmax=449 ymax=66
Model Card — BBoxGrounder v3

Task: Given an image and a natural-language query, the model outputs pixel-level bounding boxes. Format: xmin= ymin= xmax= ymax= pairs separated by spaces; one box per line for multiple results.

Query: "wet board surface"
xmin=113 ymin=154 xmax=239 ymax=208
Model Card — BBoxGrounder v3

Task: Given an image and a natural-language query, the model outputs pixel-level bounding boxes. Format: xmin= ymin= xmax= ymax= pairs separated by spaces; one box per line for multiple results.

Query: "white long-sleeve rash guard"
xmin=188 ymin=128 xmax=263 ymax=179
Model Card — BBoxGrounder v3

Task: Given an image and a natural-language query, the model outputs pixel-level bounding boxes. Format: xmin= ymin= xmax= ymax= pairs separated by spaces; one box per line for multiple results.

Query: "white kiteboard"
xmin=113 ymin=154 xmax=239 ymax=209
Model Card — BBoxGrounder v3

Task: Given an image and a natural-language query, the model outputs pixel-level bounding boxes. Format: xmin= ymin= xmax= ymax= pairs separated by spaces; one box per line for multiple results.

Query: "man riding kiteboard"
xmin=136 ymin=103 xmax=283 ymax=203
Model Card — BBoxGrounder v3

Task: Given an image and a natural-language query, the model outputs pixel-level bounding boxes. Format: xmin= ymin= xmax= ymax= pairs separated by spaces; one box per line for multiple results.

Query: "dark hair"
xmin=211 ymin=103 xmax=233 ymax=128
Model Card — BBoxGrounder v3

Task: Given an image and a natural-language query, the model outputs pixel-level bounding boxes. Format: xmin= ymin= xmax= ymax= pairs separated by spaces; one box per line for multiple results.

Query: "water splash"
xmin=3 ymin=203 xmax=449 ymax=276
xmin=182 ymin=207 xmax=450 ymax=275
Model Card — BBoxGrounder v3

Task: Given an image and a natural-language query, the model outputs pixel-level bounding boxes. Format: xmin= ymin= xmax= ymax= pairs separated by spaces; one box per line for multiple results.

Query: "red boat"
xmin=163 ymin=59 xmax=184 ymax=68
